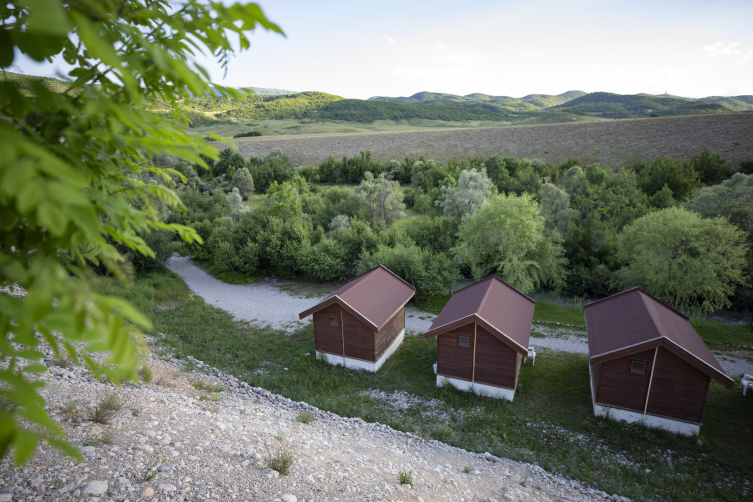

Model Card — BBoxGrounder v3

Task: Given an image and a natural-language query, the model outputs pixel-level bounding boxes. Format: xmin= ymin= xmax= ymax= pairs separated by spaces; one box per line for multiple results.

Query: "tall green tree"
xmin=614 ymin=207 xmax=748 ymax=312
xmin=231 ymin=167 xmax=255 ymax=200
xmin=436 ymin=168 xmax=494 ymax=220
xmin=351 ymin=172 xmax=405 ymax=225
xmin=539 ymin=183 xmax=578 ymax=237
xmin=453 ymin=194 xmax=566 ymax=292
xmin=0 ymin=0 xmax=281 ymax=463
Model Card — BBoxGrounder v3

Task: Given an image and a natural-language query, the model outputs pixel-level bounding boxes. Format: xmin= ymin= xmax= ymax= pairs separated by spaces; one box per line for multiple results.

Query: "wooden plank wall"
xmin=645 ymin=347 xmax=710 ymax=423
xmin=313 ymin=305 xmax=343 ymax=355
xmin=343 ymin=311 xmax=375 ymax=362
xmin=473 ymin=327 xmax=518 ymax=389
xmin=436 ymin=323 xmax=475 ymax=381
xmin=595 ymin=348 xmax=654 ymax=412
xmin=375 ymin=307 xmax=404 ymax=360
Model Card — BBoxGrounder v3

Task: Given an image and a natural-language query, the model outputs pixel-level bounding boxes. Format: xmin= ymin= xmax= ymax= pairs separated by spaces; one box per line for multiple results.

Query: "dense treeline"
xmin=140 ymin=147 xmax=752 ymax=313
xmin=179 ymin=92 xmax=509 ymax=125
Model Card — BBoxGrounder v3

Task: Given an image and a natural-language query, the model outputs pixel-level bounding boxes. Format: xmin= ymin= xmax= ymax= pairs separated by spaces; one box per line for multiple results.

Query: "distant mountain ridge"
xmin=370 ymin=89 xmax=753 ymax=118
xmin=368 ymin=90 xmax=588 ymax=113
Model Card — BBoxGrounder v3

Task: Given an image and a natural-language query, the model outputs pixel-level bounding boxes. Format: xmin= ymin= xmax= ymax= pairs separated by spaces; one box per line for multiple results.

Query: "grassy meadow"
xmin=95 ymin=268 xmax=753 ymax=502
xmin=185 ymin=113 xmax=607 ymax=141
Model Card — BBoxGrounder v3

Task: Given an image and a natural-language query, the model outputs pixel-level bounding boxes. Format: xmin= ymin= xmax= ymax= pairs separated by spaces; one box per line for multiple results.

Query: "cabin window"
xmin=629 ymin=360 xmax=647 ymax=375
xmin=458 ymin=336 xmax=470 ymax=348
xmin=329 ymin=316 xmax=338 ymax=327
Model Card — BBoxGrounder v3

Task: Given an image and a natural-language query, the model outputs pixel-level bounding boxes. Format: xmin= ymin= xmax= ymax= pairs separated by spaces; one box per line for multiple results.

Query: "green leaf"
xmin=22 ymin=364 xmax=48 ymax=374
xmin=13 ymin=430 xmax=37 ymax=465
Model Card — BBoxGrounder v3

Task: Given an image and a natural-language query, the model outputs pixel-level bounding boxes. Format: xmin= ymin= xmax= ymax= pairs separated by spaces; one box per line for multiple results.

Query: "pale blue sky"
xmin=13 ymin=0 xmax=753 ymax=99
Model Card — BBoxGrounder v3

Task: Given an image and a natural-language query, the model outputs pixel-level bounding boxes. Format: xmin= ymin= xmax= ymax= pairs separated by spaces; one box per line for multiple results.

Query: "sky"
xmin=12 ymin=0 xmax=753 ymax=99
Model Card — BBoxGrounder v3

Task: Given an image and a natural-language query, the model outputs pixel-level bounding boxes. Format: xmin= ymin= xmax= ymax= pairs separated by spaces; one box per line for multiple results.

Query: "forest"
xmin=142 ymin=147 xmax=753 ymax=315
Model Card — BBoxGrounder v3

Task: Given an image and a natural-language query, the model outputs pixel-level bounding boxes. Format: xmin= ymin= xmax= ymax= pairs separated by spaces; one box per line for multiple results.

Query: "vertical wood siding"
xmin=473 ymin=326 xmax=518 ymax=389
xmin=342 ymin=311 xmax=375 ymax=362
xmin=375 ymin=307 xmax=405 ymax=360
xmin=313 ymin=305 xmax=343 ymax=355
xmin=436 ymin=323 xmax=475 ymax=381
xmin=645 ymin=347 xmax=710 ymax=424
xmin=595 ymin=348 xmax=655 ymax=412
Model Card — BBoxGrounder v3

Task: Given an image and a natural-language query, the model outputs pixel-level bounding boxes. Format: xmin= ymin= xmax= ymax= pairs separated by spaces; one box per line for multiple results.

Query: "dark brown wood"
xmin=594 ymin=348 xmax=654 ymax=412
xmin=425 ymin=314 xmax=528 ymax=356
xmin=313 ymin=304 xmax=343 ymax=356
xmin=436 ymin=321 xmax=521 ymax=389
xmin=375 ymin=307 xmax=404 ymax=360
xmin=645 ymin=347 xmax=711 ymax=424
xmin=473 ymin=326 xmax=518 ymax=389
xmin=342 ymin=311 xmax=375 ymax=362
xmin=436 ymin=324 xmax=475 ymax=381
xmin=590 ymin=340 xmax=662 ymax=365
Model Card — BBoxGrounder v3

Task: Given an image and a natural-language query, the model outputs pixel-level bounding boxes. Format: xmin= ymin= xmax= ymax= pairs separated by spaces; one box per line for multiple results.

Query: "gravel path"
xmin=167 ymin=256 xmax=753 ymax=376
xmin=167 ymin=256 xmax=319 ymax=332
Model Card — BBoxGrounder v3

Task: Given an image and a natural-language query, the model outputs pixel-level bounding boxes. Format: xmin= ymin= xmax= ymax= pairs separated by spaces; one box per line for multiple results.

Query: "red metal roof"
xmin=298 ymin=265 xmax=415 ymax=329
xmin=423 ymin=276 xmax=535 ymax=353
xmin=585 ymin=287 xmax=732 ymax=387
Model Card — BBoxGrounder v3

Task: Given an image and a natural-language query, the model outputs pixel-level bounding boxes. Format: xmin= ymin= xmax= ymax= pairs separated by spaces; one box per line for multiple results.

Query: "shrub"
xmin=233 ymin=130 xmax=262 ymax=138
xmin=297 ymin=411 xmax=315 ymax=424
xmin=397 ymin=469 xmax=413 ymax=486
xmin=264 ymin=432 xmax=297 ymax=475
xmin=88 ymin=392 xmax=124 ymax=424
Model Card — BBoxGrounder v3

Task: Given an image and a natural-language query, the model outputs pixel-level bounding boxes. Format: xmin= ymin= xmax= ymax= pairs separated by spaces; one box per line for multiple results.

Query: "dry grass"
xmin=224 ymin=113 xmax=753 ymax=168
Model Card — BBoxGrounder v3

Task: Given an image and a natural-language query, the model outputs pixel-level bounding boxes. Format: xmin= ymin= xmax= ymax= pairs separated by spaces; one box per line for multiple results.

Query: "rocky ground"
xmin=221 ymin=113 xmax=753 ymax=168
xmin=0 ymin=344 xmax=629 ymax=502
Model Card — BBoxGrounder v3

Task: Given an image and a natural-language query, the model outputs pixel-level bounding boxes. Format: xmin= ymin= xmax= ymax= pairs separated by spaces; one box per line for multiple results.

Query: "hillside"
xmin=224 ymin=113 xmax=753 ymax=169
xmin=368 ymin=90 xmax=588 ymax=112
xmin=553 ymin=92 xmax=735 ymax=118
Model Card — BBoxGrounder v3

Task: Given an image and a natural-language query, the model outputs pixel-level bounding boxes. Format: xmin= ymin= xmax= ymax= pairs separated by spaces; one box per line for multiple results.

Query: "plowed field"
xmin=224 ymin=112 xmax=753 ymax=167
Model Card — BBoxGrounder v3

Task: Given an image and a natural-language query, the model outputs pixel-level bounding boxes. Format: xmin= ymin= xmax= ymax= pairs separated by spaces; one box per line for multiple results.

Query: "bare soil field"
xmin=222 ymin=113 xmax=753 ymax=167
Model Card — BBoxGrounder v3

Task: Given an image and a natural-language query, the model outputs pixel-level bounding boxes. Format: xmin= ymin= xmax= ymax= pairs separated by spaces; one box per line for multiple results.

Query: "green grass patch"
xmin=533 ymin=301 xmax=586 ymax=326
xmin=691 ymin=319 xmax=753 ymax=352
xmin=96 ymin=268 xmax=753 ymax=502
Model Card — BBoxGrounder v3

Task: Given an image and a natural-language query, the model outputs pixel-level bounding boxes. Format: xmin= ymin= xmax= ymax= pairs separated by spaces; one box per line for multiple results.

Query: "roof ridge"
xmin=584 ymin=287 xmax=689 ymax=320
xmin=374 ymin=264 xmax=416 ymax=291
xmin=476 ymin=278 xmax=494 ymax=314
xmin=451 ymin=275 xmax=535 ymax=304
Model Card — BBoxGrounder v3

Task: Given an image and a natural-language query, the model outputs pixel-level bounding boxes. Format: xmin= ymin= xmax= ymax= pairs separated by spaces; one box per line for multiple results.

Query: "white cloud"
xmin=435 ymin=44 xmax=447 ymax=50
xmin=433 ymin=50 xmax=486 ymax=63
xmin=381 ymin=34 xmax=397 ymax=44
xmin=702 ymin=42 xmax=741 ymax=56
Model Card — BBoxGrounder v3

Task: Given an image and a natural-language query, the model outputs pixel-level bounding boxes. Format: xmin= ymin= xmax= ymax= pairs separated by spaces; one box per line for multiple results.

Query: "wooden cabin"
xmin=298 ymin=265 xmax=415 ymax=372
xmin=423 ymin=276 xmax=535 ymax=401
xmin=585 ymin=287 xmax=733 ymax=435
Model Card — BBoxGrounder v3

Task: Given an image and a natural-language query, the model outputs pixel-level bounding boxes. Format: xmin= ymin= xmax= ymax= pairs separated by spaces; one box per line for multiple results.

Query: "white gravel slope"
xmin=1 ymin=345 xmax=622 ymax=502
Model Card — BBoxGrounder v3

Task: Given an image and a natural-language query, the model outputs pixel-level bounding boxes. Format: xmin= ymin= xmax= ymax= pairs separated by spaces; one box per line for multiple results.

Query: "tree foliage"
xmin=437 ymin=168 xmax=494 ymax=220
xmin=614 ymin=207 xmax=748 ymax=312
xmin=357 ymin=245 xmax=460 ymax=300
xmin=0 ymin=0 xmax=280 ymax=463
xmin=453 ymin=194 xmax=566 ymax=292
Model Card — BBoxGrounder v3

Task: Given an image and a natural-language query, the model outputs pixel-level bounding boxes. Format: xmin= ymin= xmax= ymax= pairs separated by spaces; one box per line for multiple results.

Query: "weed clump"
xmin=397 ymin=469 xmax=413 ymax=486
xmin=264 ymin=432 xmax=296 ymax=475
xmin=297 ymin=411 xmax=315 ymax=424
xmin=88 ymin=392 xmax=124 ymax=424
xmin=191 ymin=379 xmax=224 ymax=393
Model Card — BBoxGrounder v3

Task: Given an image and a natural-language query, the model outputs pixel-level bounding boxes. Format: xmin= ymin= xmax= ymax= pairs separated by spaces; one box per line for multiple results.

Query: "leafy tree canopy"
xmin=453 ymin=193 xmax=567 ymax=292
xmin=614 ymin=207 xmax=749 ymax=312
xmin=0 ymin=0 xmax=280 ymax=463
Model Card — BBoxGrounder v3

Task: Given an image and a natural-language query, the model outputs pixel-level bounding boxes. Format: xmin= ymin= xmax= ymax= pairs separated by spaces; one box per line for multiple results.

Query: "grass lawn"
xmin=95 ymin=268 xmax=753 ymax=502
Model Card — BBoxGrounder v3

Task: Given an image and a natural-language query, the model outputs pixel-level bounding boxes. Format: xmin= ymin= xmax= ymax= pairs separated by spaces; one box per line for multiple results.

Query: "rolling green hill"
xmin=5 ymin=72 xmax=749 ymax=126
xmin=368 ymin=90 xmax=587 ymax=112
xmin=551 ymin=91 xmax=736 ymax=118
